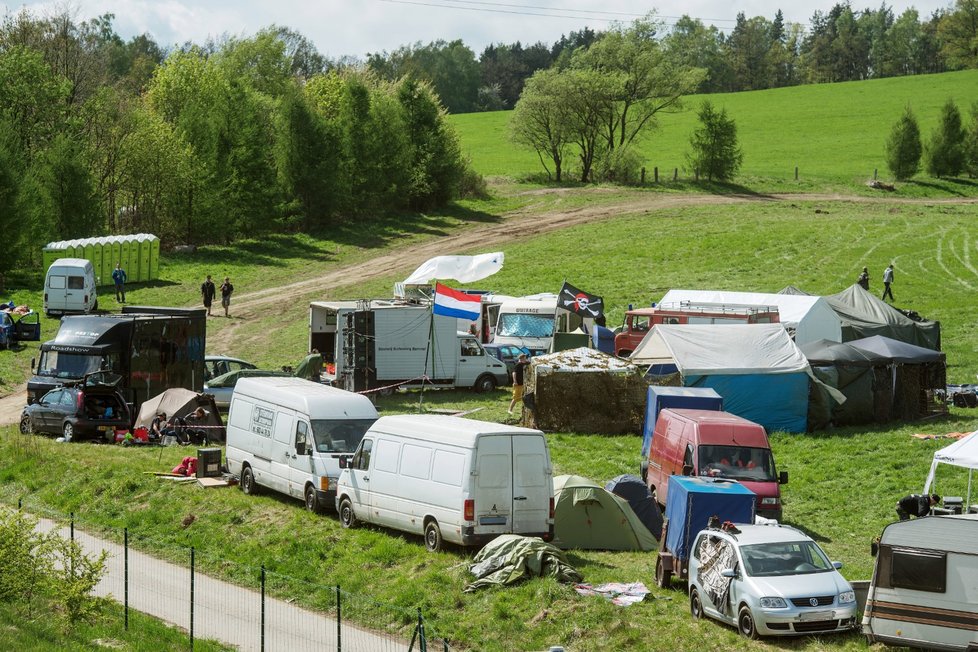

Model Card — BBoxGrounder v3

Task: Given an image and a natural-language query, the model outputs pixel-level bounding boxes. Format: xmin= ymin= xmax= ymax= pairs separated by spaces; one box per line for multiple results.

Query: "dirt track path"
xmin=2 ymin=190 xmax=976 ymax=426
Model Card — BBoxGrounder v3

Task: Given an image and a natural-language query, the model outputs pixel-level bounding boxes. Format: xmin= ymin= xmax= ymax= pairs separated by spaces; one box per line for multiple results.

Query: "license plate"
xmin=97 ymin=426 xmax=110 ymax=431
xmin=799 ymin=610 xmax=833 ymax=621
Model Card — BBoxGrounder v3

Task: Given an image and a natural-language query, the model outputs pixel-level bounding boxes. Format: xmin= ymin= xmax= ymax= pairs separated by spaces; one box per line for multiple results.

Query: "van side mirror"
xmin=682 ymin=464 xmax=694 ymax=476
xmin=31 ymin=357 xmax=36 ymax=371
xmin=779 ymin=471 xmax=789 ymax=485
xmin=338 ymin=456 xmax=349 ymax=469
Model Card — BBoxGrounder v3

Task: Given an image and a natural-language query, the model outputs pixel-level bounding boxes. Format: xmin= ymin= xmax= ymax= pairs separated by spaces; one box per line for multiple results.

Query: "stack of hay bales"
xmin=523 ymin=347 xmax=648 ymax=434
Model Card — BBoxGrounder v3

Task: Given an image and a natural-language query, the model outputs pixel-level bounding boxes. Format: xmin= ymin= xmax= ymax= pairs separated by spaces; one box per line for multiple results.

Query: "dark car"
xmin=20 ymin=372 xmax=131 ymax=442
xmin=482 ymin=344 xmax=527 ymax=381
xmin=0 ymin=310 xmax=41 ymax=350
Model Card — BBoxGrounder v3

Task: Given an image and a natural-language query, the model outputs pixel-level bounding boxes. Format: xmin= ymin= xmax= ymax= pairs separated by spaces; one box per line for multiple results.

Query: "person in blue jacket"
xmin=112 ymin=263 xmax=127 ymax=302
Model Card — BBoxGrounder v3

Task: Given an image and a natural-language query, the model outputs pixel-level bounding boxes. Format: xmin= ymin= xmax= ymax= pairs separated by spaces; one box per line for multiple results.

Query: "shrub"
xmin=926 ymin=98 xmax=966 ymax=178
xmin=885 ymin=106 xmax=922 ymax=180
xmin=687 ymin=101 xmax=743 ymax=182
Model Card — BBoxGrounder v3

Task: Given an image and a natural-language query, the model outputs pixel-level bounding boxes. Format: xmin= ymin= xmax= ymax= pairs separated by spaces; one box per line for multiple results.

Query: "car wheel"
xmin=62 ymin=422 xmax=74 ymax=441
xmin=424 ymin=520 xmax=443 ymax=552
xmin=19 ymin=415 xmax=33 ymax=435
xmin=690 ymin=587 xmax=703 ymax=619
xmin=339 ymin=498 xmax=357 ymax=529
xmin=738 ymin=606 xmax=759 ymax=639
xmin=473 ymin=374 xmax=496 ymax=393
xmin=240 ymin=466 xmax=257 ymax=495
xmin=304 ymin=485 xmax=323 ymax=514
xmin=655 ymin=555 xmax=672 ymax=589
xmin=377 ymin=387 xmax=394 ymax=397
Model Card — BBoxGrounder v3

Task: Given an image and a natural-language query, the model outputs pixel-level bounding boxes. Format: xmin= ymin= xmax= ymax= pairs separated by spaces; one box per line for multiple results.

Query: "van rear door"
xmin=66 ymin=274 xmax=89 ymax=312
xmin=511 ymin=434 xmax=550 ymax=534
xmin=475 ymin=434 xmax=550 ymax=534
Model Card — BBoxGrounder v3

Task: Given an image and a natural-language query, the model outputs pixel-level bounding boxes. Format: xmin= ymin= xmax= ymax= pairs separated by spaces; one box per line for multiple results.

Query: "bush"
xmin=885 ymin=106 xmax=922 ymax=180
xmin=965 ymin=101 xmax=978 ymax=178
xmin=593 ymin=147 xmax=644 ymax=185
xmin=687 ymin=101 xmax=743 ymax=182
xmin=926 ymin=98 xmax=966 ymax=178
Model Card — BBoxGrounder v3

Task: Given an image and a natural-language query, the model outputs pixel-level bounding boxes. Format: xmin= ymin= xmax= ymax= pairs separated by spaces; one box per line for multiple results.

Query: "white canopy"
xmin=402 ymin=252 xmax=504 ymax=285
xmin=658 ymin=289 xmax=842 ymax=345
xmin=630 ymin=323 xmax=810 ymax=375
xmin=924 ymin=430 xmax=978 ymax=502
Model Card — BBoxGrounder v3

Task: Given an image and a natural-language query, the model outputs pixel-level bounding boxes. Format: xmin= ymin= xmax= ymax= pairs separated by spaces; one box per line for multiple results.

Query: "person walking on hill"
xmin=200 ymin=275 xmax=216 ymax=316
xmin=882 ymin=263 xmax=895 ymax=301
xmin=112 ymin=263 xmax=127 ymax=303
xmin=220 ymin=276 xmax=234 ymax=317
xmin=857 ymin=267 xmax=870 ymax=291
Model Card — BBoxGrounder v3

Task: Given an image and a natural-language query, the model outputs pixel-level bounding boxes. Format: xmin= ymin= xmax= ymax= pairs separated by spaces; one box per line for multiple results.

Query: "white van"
xmin=336 ymin=414 xmax=555 ymax=551
xmin=44 ymin=258 xmax=98 ymax=316
xmin=225 ymin=377 xmax=379 ymax=513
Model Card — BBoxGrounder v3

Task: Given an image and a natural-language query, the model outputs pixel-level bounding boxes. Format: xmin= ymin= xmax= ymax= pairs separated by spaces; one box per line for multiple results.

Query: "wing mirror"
xmin=720 ymin=568 xmax=736 ymax=578
xmin=682 ymin=464 xmax=694 ymax=476
xmin=31 ymin=357 xmax=36 ymax=371
xmin=338 ymin=456 xmax=349 ymax=469
xmin=779 ymin=471 xmax=789 ymax=484
xmin=832 ymin=561 xmax=843 ymax=570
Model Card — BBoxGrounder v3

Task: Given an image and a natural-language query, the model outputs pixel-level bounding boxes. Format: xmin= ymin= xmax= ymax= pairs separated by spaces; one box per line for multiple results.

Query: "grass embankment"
xmin=451 ymin=69 xmax=978 ymax=188
xmin=2 ymin=196 xmax=978 ymax=649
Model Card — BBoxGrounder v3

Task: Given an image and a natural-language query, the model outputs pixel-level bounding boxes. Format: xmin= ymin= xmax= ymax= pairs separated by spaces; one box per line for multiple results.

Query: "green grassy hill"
xmin=451 ymin=69 xmax=978 ymax=184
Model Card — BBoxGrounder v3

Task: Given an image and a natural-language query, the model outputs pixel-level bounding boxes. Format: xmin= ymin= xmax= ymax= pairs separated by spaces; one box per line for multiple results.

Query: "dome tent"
xmin=605 ymin=474 xmax=663 ymax=540
xmin=552 ymin=475 xmax=657 ymax=551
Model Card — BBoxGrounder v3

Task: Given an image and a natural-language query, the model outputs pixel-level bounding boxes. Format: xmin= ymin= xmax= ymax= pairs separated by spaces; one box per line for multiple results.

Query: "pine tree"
xmin=687 ymin=101 xmax=744 ymax=182
xmin=885 ymin=105 xmax=922 ymax=180
xmin=965 ymin=101 xmax=978 ymax=178
xmin=926 ymin=99 xmax=966 ymax=178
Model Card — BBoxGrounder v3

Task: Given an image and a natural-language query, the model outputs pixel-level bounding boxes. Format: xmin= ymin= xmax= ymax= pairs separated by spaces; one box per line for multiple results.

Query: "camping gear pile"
xmin=134 ymin=389 xmax=225 ymax=444
xmin=465 ymin=534 xmax=583 ymax=592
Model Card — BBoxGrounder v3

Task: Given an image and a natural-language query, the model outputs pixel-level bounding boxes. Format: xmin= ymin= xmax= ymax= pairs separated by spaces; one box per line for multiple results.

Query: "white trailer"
xmin=863 ymin=514 xmax=978 ymax=650
xmin=339 ymin=302 xmax=508 ymax=394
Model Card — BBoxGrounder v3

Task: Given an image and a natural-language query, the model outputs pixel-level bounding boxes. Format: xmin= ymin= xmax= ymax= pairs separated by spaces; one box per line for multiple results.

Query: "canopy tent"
xmin=605 ymin=474 xmax=663 ymax=540
xmin=924 ymin=430 xmax=978 ymax=508
xmin=825 ymin=284 xmax=941 ymax=351
xmin=552 ymin=475 xmax=658 ymax=551
xmin=658 ymin=289 xmax=842 ymax=345
xmin=631 ymin=324 xmax=812 ymax=432
xmin=800 ymin=339 xmax=882 ymax=426
xmin=848 ymin=335 xmax=945 ymax=363
xmin=850 ymin=335 xmax=947 ymax=421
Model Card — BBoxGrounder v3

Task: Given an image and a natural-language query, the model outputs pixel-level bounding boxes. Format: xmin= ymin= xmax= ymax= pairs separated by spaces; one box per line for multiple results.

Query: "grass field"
xmin=450 ymin=69 xmax=978 ymax=186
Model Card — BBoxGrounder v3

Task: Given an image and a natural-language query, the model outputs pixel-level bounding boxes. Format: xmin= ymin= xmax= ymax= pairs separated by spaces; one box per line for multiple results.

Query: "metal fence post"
xmin=418 ymin=607 xmax=427 ymax=652
xmin=260 ymin=565 xmax=266 ymax=652
xmin=190 ymin=547 xmax=195 ymax=651
xmin=336 ymin=585 xmax=342 ymax=652
xmin=124 ymin=528 xmax=129 ymax=631
xmin=18 ymin=498 xmax=21 ymax=510
xmin=70 ymin=511 xmax=74 ymax=541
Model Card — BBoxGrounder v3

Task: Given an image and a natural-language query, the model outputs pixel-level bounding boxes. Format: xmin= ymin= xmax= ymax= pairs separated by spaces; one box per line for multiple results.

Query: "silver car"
xmin=687 ymin=523 xmax=858 ymax=639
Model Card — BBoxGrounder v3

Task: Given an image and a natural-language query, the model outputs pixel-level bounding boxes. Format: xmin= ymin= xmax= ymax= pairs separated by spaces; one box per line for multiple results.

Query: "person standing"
xmin=200 ymin=275 xmax=216 ymax=316
xmin=882 ymin=263 xmax=895 ymax=301
xmin=112 ymin=262 xmax=127 ymax=303
xmin=857 ymin=267 xmax=870 ymax=291
xmin=508 ymin=353 xmax=529 ymax=416
xmin=896 ymin=493 xmax=940 ymax=520
xmin=220 ymin=276 xmax=234 ymax=318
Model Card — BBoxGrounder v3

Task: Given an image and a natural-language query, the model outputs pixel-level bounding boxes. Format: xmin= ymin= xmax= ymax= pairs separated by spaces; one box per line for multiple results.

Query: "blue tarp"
xmin=641 ymin=386 xmax=724 ymax=458
xmin=685 ymin=373 xmax=809 ymax=434
xmin=664 ymin=476 xmax=755 ymax=562
xmin=591 ymin=325 xmax=616 ymax=355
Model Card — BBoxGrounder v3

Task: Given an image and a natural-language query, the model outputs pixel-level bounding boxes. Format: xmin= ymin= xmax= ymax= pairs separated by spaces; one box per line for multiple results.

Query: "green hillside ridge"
xmin=451 ymin=69 xmax=978 ymax=183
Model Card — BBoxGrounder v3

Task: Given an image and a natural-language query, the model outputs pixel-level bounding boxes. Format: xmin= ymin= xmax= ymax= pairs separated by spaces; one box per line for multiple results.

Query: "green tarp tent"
xmin=552 ymin=475 xmax=657 ymax=551
xmin=825 ymin=284 xmax=941 ymax=351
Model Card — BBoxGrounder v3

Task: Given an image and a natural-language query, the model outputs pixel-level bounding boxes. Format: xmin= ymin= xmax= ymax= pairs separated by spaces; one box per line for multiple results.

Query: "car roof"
xmin=205 ymin=355 xmax=254 ymax=365
xmin=701 ymin=524 xmax=812 ymax=546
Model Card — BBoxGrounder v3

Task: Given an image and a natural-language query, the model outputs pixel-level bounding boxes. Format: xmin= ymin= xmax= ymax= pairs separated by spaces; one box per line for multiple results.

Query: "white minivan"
xmin=336 ymin=414 xmax=555 ymax=551
xmin=225 ymin=377 xmax=379 ymax=513
xmin=44 ymin=258 xmax=98 ymax=316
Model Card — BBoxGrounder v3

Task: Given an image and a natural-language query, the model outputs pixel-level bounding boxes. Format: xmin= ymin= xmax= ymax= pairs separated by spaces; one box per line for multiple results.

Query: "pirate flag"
xmin=558 ymin=281 xmax=605 ymax=320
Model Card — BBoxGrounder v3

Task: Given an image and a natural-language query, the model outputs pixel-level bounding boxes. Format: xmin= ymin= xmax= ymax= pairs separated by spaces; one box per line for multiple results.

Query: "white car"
xmin=687 ymin=523 xmax=858 ymax=639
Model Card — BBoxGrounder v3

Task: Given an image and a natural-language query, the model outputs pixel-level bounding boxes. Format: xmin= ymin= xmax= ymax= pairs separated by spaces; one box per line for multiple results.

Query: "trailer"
xmin=339 ymin=301 xmax=508 ymax=394
xmin=27 ymin=306 xmax=206 ymax=418
xmin=863 ymin=514 xmax=978 ymax=651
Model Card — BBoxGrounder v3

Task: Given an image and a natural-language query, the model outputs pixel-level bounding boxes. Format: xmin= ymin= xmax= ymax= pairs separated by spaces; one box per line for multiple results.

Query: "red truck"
xmin=614 ymin=302 xmax=780 ymax=357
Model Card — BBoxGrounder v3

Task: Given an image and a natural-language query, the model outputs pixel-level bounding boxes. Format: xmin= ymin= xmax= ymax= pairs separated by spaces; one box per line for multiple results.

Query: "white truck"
xmin=321 ymin=300 xmax=509 ymax=394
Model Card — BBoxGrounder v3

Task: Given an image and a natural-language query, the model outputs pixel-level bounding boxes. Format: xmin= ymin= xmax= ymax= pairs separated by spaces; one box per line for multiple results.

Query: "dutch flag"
xmin=433 ymin=282 xmax=481 ymax=321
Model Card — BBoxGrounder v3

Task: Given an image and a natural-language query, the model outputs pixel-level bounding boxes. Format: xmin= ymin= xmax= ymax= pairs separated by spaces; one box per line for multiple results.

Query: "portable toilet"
xmin=148 ymin=234 xmax=160 ymax=280
xmin=137 ymin=234 xmax=152 ymax=282
xmin=125 ymin=235 xmax=141 ymax=282
xmin=109 ymin=237 xmax=123 ymax=279
xmin=91 ymin=239 xmax=104 ymax=285
xmin=42 ymin=242 xmax=66 ymax=272
xmin=81 ymin=239 xmax=96 ymax=279
xmin=61 ymin=240 xmax=77 ymax=259
xmin=98 ymin=236 xmax=114 ymax=285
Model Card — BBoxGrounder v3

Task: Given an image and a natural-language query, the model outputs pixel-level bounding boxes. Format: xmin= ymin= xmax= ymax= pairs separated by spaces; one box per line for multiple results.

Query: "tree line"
xmin=0 ymin=8 xmax=476 ymax=282
xmin=367 ymin=1 xmax=978 ymax=113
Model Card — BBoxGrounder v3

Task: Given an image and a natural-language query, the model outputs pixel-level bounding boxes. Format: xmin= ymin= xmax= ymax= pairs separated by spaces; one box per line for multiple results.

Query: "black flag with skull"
xmin=558 ymin=281 xmax=605 ymax=320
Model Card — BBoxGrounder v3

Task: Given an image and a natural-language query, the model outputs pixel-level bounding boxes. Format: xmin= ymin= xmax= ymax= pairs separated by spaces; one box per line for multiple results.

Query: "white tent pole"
xmin=968 ymin=469 xmax=973 ymax=511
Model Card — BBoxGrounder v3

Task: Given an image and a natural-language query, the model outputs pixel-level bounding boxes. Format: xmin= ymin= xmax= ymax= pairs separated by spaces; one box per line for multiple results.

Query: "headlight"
xmin=761 ymin=497 xmax=778 ymax=506
xmin=839 ymin=590 xmax=856 ymax=604
xmin=759 ymin=597 xmax=788 ymax=609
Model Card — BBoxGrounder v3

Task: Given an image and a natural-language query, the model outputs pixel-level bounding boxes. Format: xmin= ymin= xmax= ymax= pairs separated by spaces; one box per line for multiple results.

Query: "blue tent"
xmin=631 ymin=324 xmax=812 ymax=433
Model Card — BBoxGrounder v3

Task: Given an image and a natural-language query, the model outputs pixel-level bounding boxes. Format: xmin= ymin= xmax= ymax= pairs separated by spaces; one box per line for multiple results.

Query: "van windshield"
xmin=38 ymin=351 xmax=103 ymax=379
xmin=496 ymin=313 xmax=554 ymax=338
xmin=698 ymin=445 xmax=776 ymax=482
xmin=310 ymin=418 xmax=375 ymax=454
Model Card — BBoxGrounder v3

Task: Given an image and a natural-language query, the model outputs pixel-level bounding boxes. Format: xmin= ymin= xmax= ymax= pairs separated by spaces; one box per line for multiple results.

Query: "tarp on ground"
xmin=825 ymin=284 xmax=941 ymax=351
xmin=631 ymin=324 xmax=811 ymax=433
xmin=524 ymin=348 xmax=648 ymax=434
xmin=924 ymin=430 xmax=978 ymax=494
xmin=658 ymin=289 xmax=842 ymax=345
xmin=552 ymin=475 xmax=657 ymax=551
xmin=135 ymin=388 xmax=224 ymax=439
xmin=605 ymin=474 xmax=663 ymax=540
xmin=464 ymin=534 xmax=583 ymax=592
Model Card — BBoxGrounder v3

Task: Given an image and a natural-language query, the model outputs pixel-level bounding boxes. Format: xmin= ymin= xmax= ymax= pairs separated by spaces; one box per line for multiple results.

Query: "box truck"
xmin=338 ymin=301 xmax=508 ymax=394
xmin=27 ymin=307 xmax=206 ymax=417
xmin=336 ymin=414 xmax=555 ymax=551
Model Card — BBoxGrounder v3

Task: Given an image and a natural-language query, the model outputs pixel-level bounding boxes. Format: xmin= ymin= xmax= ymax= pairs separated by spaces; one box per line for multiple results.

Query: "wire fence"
xmin=13 ymin=498 xmax=453 ymax=652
